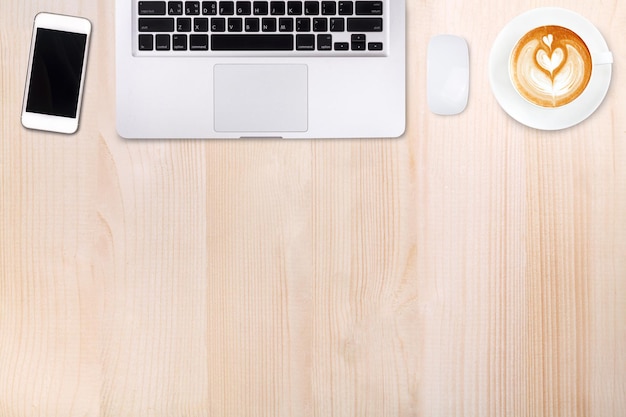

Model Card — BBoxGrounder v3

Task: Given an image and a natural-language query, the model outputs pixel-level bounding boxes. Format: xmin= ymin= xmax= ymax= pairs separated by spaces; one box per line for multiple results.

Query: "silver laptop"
xmin=116 ymin=1 xmax=405 ymax=139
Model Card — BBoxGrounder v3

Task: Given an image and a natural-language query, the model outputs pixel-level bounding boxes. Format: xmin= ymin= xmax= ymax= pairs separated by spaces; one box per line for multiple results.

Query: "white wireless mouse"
xmin=427 ymin=35 xmax=469 ymax=115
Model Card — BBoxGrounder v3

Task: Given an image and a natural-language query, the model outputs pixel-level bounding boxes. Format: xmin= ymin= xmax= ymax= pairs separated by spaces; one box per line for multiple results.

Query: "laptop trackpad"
xmin=214 ymin=64 xmax=308 ymax=133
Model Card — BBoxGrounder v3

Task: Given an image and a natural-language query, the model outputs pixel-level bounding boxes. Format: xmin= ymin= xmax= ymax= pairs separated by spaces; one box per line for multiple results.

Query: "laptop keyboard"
xmin=135 ymin=1 xmax=386 ymax=55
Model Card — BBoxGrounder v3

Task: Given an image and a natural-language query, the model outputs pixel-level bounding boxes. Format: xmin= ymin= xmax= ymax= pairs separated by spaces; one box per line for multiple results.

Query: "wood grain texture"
xmin=1 ymin=0 xmax=625 ymax=416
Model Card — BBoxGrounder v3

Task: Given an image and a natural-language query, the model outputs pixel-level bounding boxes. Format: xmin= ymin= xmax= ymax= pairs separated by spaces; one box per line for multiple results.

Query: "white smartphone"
xmin=21 ymin=13 xmax=91 ymax=134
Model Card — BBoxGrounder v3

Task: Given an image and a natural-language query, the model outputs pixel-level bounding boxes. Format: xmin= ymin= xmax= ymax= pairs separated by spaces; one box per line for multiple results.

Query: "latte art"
xmin=510 ymin=26 xmax=592 ymax=107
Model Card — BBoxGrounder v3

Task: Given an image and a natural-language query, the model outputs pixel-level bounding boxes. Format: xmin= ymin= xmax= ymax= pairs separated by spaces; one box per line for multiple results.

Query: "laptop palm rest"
xmin=214 ymin=64 xmax=308 ymax=133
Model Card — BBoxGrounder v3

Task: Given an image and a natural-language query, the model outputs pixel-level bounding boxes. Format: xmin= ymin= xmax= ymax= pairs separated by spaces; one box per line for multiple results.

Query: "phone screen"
xmin=26 ymin=28 xmax=87 ymax=118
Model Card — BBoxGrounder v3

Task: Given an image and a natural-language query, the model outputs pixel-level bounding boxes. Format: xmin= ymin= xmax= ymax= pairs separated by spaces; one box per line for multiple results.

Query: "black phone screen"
xmin=26 ymin=28 xmax=87 ymax=118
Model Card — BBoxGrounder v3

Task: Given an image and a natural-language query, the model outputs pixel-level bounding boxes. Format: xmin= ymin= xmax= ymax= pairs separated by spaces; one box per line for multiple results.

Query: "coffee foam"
xmin=510 ymin=26 xmax=592 ymax=107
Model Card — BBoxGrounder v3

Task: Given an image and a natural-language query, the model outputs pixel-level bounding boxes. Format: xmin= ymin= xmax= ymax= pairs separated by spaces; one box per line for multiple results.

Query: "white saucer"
xmin=489 ymin=7 xmax=613 ymax=130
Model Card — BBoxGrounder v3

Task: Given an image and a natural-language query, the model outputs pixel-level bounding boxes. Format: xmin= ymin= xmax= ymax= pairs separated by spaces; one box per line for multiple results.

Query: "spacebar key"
xmin=211 ymin=35 xmax=294 ymax=51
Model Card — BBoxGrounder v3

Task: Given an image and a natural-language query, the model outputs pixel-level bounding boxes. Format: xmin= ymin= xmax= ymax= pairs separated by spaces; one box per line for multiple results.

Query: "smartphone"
xmin=21 ymin=13 xmax=91 ymax=134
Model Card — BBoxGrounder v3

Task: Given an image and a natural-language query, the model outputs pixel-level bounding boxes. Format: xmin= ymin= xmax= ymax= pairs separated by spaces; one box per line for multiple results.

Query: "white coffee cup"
xmin=489 ymin=7 xmax=613 ymax=130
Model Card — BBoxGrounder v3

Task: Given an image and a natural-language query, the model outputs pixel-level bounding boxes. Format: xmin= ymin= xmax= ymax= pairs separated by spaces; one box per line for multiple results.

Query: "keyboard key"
xmin=186 ymin=1 xmax=200 ymax=14
xmin=194 ymin=17 xmax=209 ymax=31
xmin=253 ymin=1 xmax=269 ymax=14
xmin=270 ymin=1 xmax=285 ymax=15
xmin=219 ymin=1 xmax=235 ymax=14
xmin=368 ymin=41 xmax=382 ymax=50
xmin=313 ymin=18 xmax=327 ymax=32
xmin=287 ymin=1 xmax=302 ymax=15
xmin=317 ymin=34 xmax=332 ymax=50
xmin=236 ymin=1 xmax=251 ymax=14
xmin=262 ymin=18 xmax=277 ymax=31
xmin=168 ymin=1 xmax=183 ymax=14
xmin=355 ymin=1 xmax=382 ymax=15
xmin=351 ymin=33 xmax=365 ymax=50
xmin=296 ymin=17 xmax=310 ymax=32
xmin=156 ymin=34 xmax=171 ymax=49
xmin=228 ymin=18 xmax=243 ymax=31
xmin=330 ymin=17 xmax=344 ymax=31
xmin=211 ymin=17 xmax=226 ymax=31
xmin=138 ymin=34 xmax=154 ymax=50
xmin=139 ymin=18 xmax=175 ymax=32
xmin=202 ymin=1 xmax=218 ymax=14
xmin=245 ymin=18 xmax=260 ymax=31
xmin=190 ymin=34 xmax=209 ymax=49
xmin=173 ymin=34 xmax=188 ymax=49
xmin=279 ymin=17 xmax=293 ymax=31
xmin=211 ymin=34 xmax=294 ymax=50
xmin=139 ymin=1 xmax=166 ymax=15
xmin=347 ymin=17 xmax=382 ymax=31
xmin=338 ymin=1 xmax=353 ymax=15
xmin=304 ymin=1 xmax=319 ymax=15
xmin=321 ymin=2 xmax=336 ymax=15
xmin=296 ymin=34 xmax=315 ymax=50
xmin=334 ymin=41 xmax=348 ymax=50
xmin=177 ymin=17 xmax=192 ymax=31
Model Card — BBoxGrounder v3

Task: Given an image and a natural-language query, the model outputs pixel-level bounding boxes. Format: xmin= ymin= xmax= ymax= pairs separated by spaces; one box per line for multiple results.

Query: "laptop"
xmin=116 ymin=1 xmax=405 ymax=139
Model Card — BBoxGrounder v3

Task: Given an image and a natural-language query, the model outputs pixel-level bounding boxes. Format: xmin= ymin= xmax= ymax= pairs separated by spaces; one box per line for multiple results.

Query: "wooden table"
xmin=1 ymin=1 xmax=625 ymax=416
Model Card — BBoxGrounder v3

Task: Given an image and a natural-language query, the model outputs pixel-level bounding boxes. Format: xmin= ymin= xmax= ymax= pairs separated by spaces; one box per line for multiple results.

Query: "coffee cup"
xmin=509 ymin=25 xmax=613 ymax=108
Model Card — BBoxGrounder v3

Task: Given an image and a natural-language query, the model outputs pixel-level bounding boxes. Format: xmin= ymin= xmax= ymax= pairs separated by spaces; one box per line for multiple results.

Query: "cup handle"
xmin=593 ymin=51 xmax=614 ymax=65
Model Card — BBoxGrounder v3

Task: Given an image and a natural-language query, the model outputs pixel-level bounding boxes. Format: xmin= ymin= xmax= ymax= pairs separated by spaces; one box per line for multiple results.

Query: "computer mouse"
xmin=427 ymin=35 xmax=469 ymax=115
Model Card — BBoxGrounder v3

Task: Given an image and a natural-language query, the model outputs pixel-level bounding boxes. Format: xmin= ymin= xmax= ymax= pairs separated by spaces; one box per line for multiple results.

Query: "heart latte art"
xmin=510 ymin=26 xmax=592 ymax=107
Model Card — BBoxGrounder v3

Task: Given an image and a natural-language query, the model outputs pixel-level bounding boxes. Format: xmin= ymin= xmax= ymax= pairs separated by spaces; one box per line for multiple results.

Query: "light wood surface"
xmin=1 ymin=1 xmax=625 ymax=416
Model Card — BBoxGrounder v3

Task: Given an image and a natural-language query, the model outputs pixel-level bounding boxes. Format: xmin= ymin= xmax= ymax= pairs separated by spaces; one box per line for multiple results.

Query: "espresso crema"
xmin=510 ymin=25 xmax=592 ymax=107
